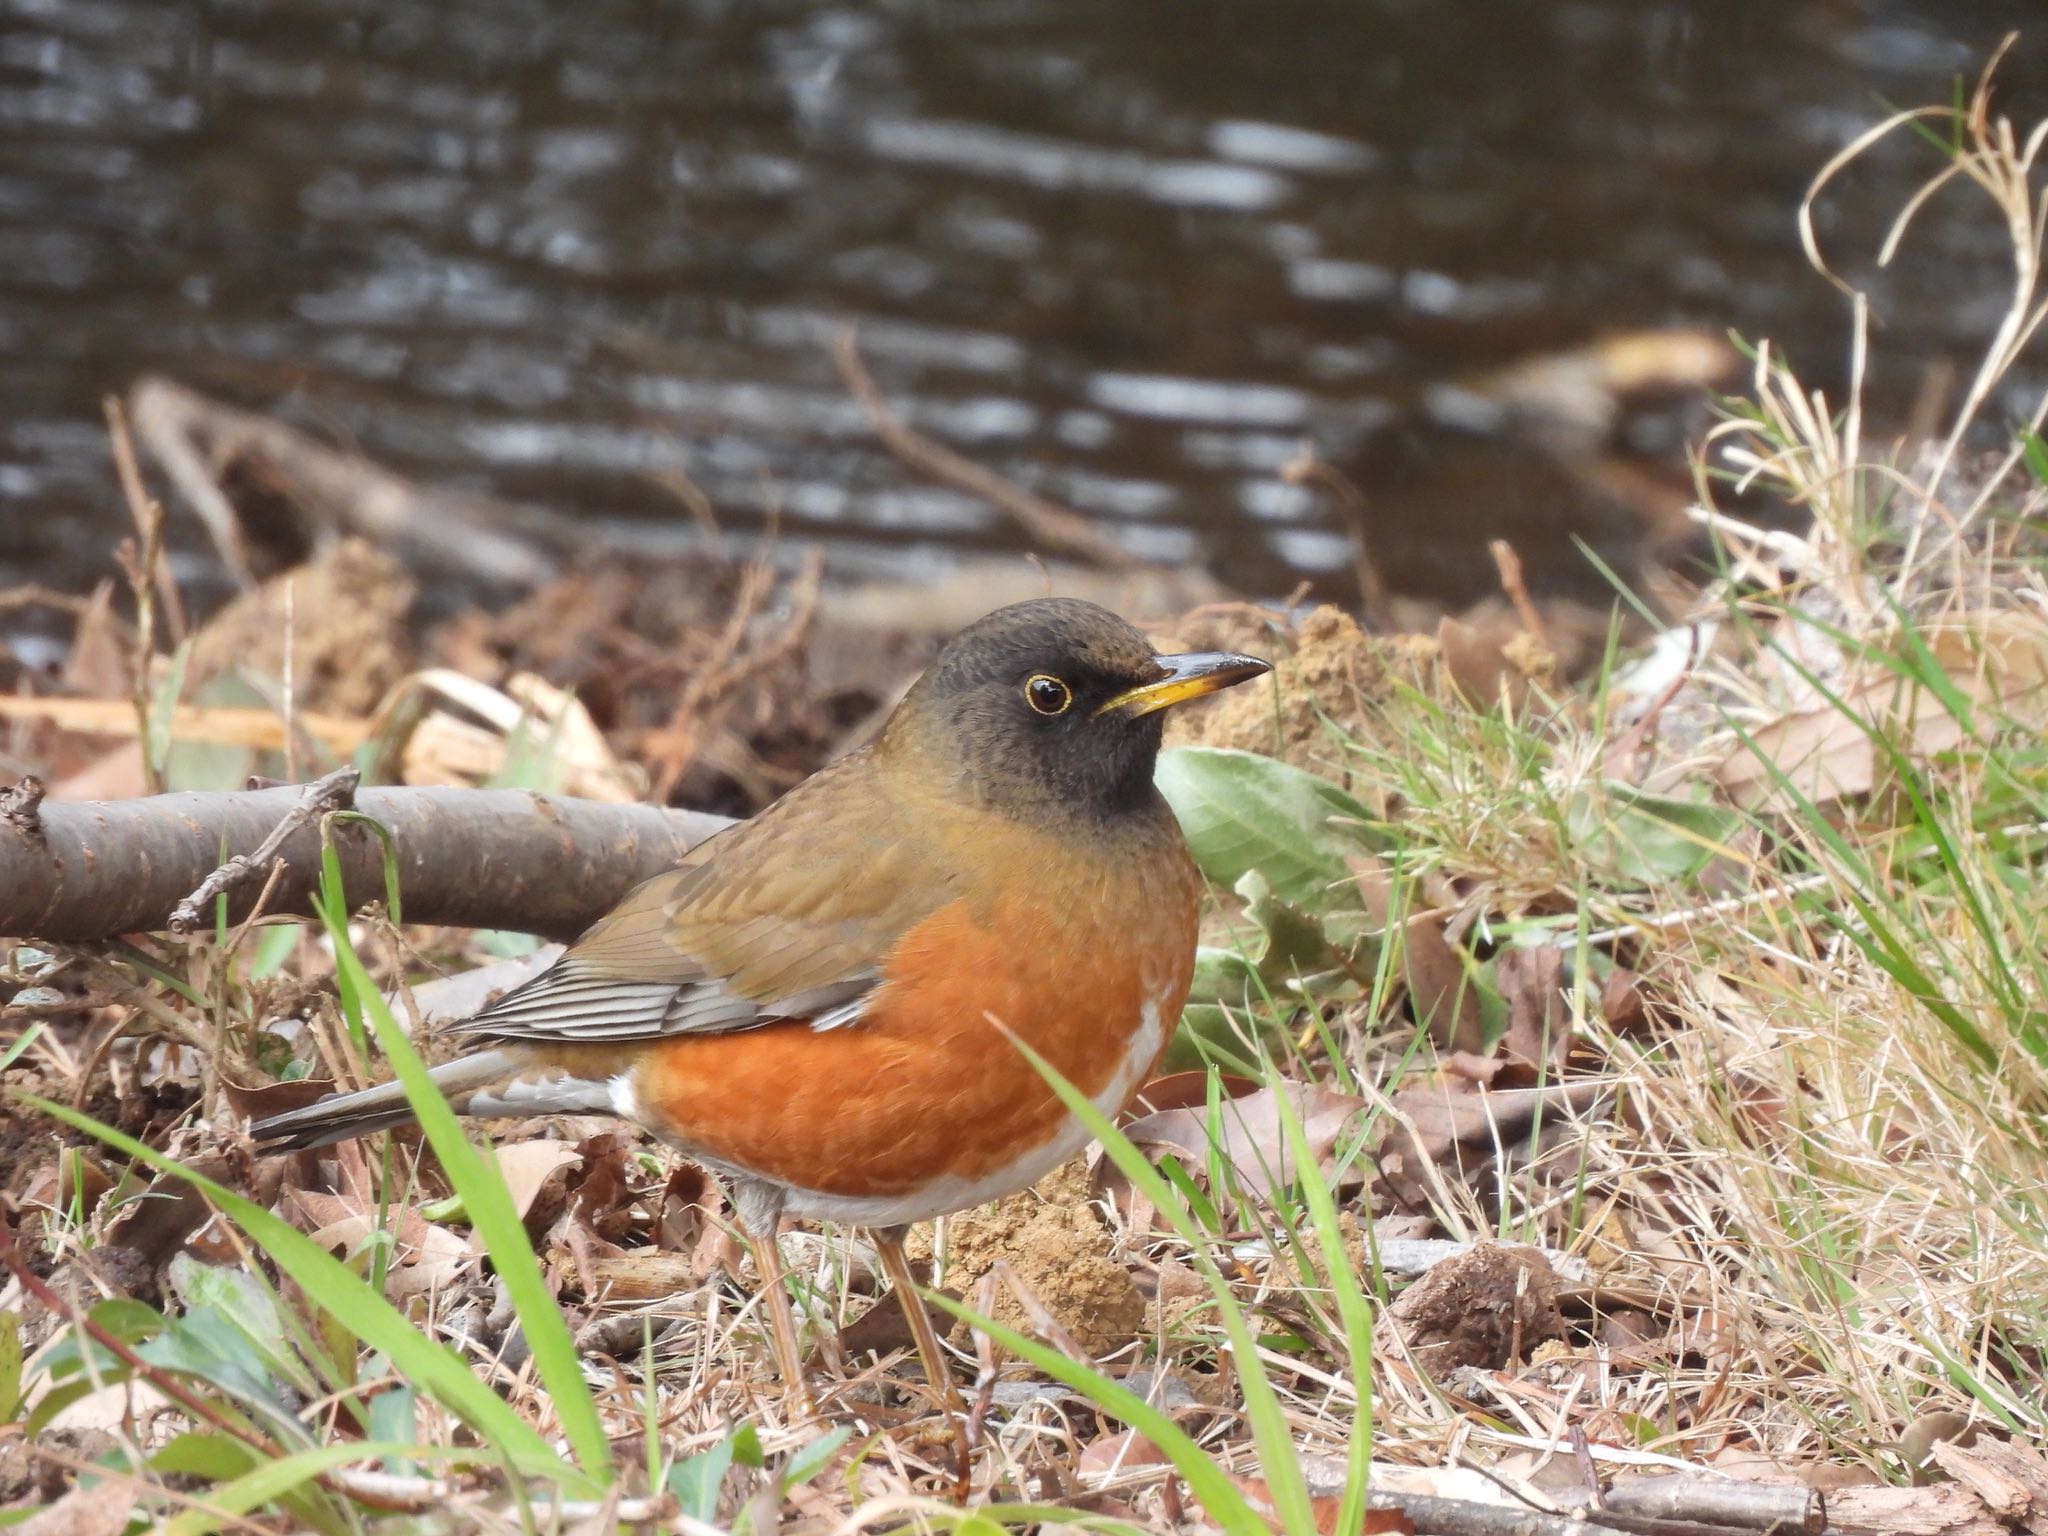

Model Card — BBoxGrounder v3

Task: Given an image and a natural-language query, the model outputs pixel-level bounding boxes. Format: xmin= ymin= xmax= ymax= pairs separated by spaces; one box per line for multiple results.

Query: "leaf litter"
xmin=11 ymin=72 xmax=2048 ymax=1534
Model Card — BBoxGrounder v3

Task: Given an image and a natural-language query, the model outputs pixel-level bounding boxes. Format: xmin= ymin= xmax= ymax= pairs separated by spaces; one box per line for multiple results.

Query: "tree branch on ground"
xmin=0 ymin=783 xmax=732 ymax=942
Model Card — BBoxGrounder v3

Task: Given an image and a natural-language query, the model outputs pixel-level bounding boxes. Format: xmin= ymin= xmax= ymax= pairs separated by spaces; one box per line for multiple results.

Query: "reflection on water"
xmin=0 ymin=0 xmax=2042 ymax=609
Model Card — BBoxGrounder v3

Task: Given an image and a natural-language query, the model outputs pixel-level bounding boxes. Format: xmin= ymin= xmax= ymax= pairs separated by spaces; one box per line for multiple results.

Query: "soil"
xmin=1162 ymin=605 xmax=1392 ymax=774
xmin=914 ymin=1157 xmax=1147 ymax=1358
xmin=1377 ymin=1241 xmax=1566 ymax=1377
xmin=1163 ymin=601 xmax=1582 ymax=785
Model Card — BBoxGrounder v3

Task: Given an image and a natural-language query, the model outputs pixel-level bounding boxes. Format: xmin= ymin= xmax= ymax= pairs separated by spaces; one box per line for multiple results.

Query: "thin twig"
xmin=1284 ymin=444 xmax=1389 ymax=628
xmin=832 ymin=325 xmax=1136 ymax=571
xmin=107 ymin=395 xmax=170 ymax=795
xmin=0 ymin=775 xmax=46 ymax=842
xmin=168 ymin=765 xmax=361 ymax=934
xmin=105 ymin=393 xmax=187 ymax=645
xmin=1490 ymin=539 xmax=1551 ymax=648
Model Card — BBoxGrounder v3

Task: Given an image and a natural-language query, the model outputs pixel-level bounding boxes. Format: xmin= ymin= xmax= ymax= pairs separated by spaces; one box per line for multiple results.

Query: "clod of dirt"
xmin=917 ymin=1157 xmax=1145 ymax=1358
xmin=187 ymin=537 xmax=415 ymax=714
xmin=1377 ymin=1241 xmax=1565 ymax=1377
xmin=1163 ymin=605 xmax=1389 ymax=772
xmin=1162 ymin=602 xmax=1583 ymax=779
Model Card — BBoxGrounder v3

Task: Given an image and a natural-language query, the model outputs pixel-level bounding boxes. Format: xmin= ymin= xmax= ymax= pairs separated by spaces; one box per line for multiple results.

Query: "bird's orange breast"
xmin=630 ymin=835 xmax=1199 ymax=1204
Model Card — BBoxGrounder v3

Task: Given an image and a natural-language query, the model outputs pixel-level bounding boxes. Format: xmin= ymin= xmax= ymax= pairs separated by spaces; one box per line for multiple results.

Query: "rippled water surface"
xmin=2 ymin=0 xmax=2044 ymax=607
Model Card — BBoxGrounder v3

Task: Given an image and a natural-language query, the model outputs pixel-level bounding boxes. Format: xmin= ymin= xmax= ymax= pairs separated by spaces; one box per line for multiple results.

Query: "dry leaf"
xmin=494 ymin=1140 xmax=581 ymax=1221
xmin=1717 ymin=609 xmax=2048 ymax=812
xmin=1353 ymin=855 xmax=1482 ymax=1052
xmin=17 ymin=1474 xmax=137 ymax=1536
xmin=375 ymin=668 xmax=643 ymax=799
xmin=1496 ymin=945 xmax=1570 ymax=1080
xmin=1375 ymin=1076 xmax=1609 ymax=1215
xmin=1122 ymin=1081 xmax=1365 ymax=1194
xmin=1077 ymin=1429 xmax=1172 ymax=1476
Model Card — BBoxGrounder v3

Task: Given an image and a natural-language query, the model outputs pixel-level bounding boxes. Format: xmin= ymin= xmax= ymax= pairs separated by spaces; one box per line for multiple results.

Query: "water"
xmin=1 ymin=0 xmax=2043 ymax=612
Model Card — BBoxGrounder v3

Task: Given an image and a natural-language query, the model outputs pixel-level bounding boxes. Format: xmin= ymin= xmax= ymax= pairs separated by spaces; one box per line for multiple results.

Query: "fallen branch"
xmin=1599 ymin=1474 xmax=1821 ymax=1532
xmin=127 ymin=375 xmax=575 ymax=590
xmin=167 ymin=764 xmax=361 ymax=933
xmin=0 ymin=783 xmax=731 ymax=942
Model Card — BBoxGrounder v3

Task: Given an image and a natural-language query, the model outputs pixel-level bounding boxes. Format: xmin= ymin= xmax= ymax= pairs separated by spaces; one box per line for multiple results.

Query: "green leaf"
xmin=730 ymin=1422 xmax=766 ymax=1469
xmin=366 ymin=1384 xmax=417 ymax=1447
xmin=0 ymin=1024 xmax=42 ymax=1073
xmin=0 ymin=1313 xmax=18 ymax=1424
xmin=667 ymin=1433 xmax=736 ymax=1522
xmin=1156 ymin=747 xmax=1379 ymax=908
xmin=33 ymin=1296 xmax=165 ymax=1381
xmin=2020 ymin=428 xmax=2048 ymax=489
xmin=779 ymin=1425 xmax=854 ymax=1494
xmin=166 ymin=1253 xmax=318 ymax=1396
xmin=144 ymin=638 xmax=194 ymax=782
xmin=1564 ymin=781 xmax=1739 ymax=885
xmin=164 ymin=673 xmax=268 ymax=793
xmin=140 ymin=1307 xmax=306 ymax=1446
xmin=245 ymin=922 xmax=302 ymax=981
xmin=148 ymin=1432 xmax=260 ymax=1482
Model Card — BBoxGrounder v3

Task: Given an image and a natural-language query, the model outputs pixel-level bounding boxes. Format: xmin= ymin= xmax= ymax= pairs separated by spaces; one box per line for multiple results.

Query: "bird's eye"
xmin=1024 ymin=673 xmax=1072 ymax=715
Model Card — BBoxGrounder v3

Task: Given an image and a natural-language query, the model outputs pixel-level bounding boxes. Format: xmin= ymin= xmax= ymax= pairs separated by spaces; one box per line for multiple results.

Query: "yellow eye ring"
xmin=1024 ymin=673 xmax=1072 ymax=715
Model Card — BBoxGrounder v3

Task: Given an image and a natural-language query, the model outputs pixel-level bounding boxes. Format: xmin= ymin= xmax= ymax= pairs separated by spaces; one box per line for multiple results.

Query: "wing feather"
xmin=452 ymin=753 xmax=953 ymax=1046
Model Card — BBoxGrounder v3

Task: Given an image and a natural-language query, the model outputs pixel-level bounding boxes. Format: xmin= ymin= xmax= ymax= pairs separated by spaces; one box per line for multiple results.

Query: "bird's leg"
xmin=872 ymin=1225 xmax=973 ymax=1492
xmin=736 ymin=1183 xmax=813 ymax=1421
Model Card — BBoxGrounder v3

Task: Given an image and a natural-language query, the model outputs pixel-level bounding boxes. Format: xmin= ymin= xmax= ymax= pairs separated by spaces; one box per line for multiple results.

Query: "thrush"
xmin=253 ymin=596 xmax=1269 ymax=1464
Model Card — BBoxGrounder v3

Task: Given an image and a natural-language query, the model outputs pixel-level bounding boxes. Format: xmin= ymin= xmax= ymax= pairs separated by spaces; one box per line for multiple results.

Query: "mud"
xmin=917 ymin=1158 xmax=1147 ymax=1359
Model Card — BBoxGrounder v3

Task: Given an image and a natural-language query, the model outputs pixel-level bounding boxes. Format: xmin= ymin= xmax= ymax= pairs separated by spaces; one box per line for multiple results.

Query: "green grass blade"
xmin=16 ymin=1094 xmax=574 ymax=1488
xmin=1268 ymin=1075 xmax=1375 ymax=1536
xmin=312 ymin=857 xmax=611 ymax=1483
xmin=1002 ymin=1034 xmax=1317 ymax=1536
xmin=159 ymin=1440 xmax=487 ymax=1536
xmin=925 ymin=1292 xmax=1264 ymax=1536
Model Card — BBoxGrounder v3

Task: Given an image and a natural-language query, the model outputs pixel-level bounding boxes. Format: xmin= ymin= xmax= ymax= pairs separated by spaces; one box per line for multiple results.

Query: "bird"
xmin=251 ymin=596 xmax=1270 ymax=1464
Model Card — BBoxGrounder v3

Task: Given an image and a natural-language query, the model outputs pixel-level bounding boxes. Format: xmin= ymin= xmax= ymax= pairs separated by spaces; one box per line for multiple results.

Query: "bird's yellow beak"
xmin=1094 ymin=650 xmax=1272 ymax=718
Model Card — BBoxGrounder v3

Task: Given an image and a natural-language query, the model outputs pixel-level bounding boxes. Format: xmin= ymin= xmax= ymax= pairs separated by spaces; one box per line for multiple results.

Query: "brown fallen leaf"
xmin=1233 ymin=1475 xmax=1414 ymax=1535
xmin=285 ymin=1142 xmax=479 ymax=1298
xmin=1375 ymin=1075 xmax=1610 ymax=1216
xmin=17 ymin=1472 xmax=137 ymax=1536
xmin=1077 ymin=1429 xmax=1173 ymax=1476
xmin=494 ymin=1140 xmax=582 ymax=1222
xmin=1352 ymin=855 xmax=1483 ymax=1053
xmin=1599 ymin=967 xmax=1649 ymax=1033
xmin=1126 ymin=1070 xmax=1261 ymax=1118
xmin=219 ymin=1071 xmax=338 ymax=1124
xmin=1122 ymin=1081 xmax=1366 ymax=1195
xmin=1495 ymin=945 xmax=1570 ymax=1081
xmin=1717 ymin=609 xmax=2048 ymax=813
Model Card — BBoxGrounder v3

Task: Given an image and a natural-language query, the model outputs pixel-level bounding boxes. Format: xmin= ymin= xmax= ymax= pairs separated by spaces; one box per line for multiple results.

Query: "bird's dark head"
xmin=884 ymin=597 xmax=1270 ymax=821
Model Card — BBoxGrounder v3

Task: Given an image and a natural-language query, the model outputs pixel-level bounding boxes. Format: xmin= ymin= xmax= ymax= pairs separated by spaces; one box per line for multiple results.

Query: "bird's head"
xmin=883 ymin=597 xmax=1271 ymax=820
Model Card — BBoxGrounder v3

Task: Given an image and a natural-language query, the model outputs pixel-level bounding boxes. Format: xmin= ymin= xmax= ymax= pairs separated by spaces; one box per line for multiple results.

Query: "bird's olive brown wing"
xmin=453 ymin=756 xmax=958 ymax=1044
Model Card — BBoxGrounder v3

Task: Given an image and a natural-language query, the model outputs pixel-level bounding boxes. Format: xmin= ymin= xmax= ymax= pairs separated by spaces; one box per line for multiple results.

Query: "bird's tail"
xmin=250 ymin=1049 xmax=521 ymax=1152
